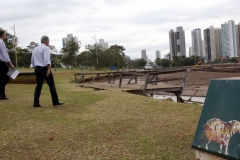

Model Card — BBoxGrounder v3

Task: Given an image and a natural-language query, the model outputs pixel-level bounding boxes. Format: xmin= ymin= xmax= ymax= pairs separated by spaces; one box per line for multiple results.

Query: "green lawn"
xmin=0 ymin=68 xmax=202 ymax=159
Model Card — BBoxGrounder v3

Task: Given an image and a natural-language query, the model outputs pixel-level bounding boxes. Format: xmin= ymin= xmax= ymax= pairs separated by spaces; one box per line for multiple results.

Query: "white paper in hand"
xmin=7 ymin=69 xmax=20 ymax=79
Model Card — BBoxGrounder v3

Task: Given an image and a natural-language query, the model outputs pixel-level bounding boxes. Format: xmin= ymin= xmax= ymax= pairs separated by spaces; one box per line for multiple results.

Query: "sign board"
xmin=110 ymin=66 xmax=117 ymax=70
xmin=192 ymin=78 xmax=240 ymax=160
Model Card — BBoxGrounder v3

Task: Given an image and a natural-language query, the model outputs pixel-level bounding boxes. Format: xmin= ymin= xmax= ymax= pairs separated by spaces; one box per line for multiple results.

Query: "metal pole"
xmin=11 ymin=23 xmax=18 ymax=68
xmin=95 ymin=35 xmax=98 ymax=70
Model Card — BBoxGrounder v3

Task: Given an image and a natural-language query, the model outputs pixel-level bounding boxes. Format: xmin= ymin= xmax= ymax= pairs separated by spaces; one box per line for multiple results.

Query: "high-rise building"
xmin=141 ymin=49 xmax=148 ymax=61
xmin=191 ymin=28 xmax=203 ymax=57
xmin=62 ymin=34 xmax=78 ymax=48
xmin=156 ymin=50 xmax=161 ymax=59
xmin=221 ymin=20 xmax=237 ymax=58
xmin=98 ymin=39 xmax=109 ymax=50
xmin=209 ymin=26 xmax=216 ymax=60
xmin=203 ymin=28 xmax=211 ymax=61
xmin=164 ymin=53 xmax=171 ymax=60
xmin=189 ymin=47 xmax=193 ymax=57
xmin=236 ymin=23 xmax=240 ymax=56
xmin=169 ymin=29 xmax=175 ymax=61
xmin=169 ymin=26 xmax=186 ymax=60
xmin=214 ymin=28 xmax=222 ymax=59
xmin=62 ymin=38 xmax=67 ymax=48
xmin=203 ymin=26 xmax=216 ymax=61
xmin=202 ymin=41 xmax=206 ymax=58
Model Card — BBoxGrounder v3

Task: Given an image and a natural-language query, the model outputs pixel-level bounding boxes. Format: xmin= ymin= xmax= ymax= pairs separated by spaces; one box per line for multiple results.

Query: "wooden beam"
xmin=119 ymin=73 xmax=123 ymax=87
xmin=127 ymin=73 xmax=136 ymax=84
xmin=143 ymin=73 xmax=150 ymax=95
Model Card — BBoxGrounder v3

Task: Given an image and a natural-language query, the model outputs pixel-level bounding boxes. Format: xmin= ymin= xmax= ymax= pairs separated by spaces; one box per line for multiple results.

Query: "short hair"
xmin=0 ymin=29 xmax=6 ymax=38
xmin=41 ymin=36 xmax=49 ymax=43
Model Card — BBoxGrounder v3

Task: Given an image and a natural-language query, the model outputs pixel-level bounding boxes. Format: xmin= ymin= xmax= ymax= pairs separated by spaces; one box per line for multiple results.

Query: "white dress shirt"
xmin=0 ymin=39 xmax=11 ymax=62
xmin=31 ymin=43 xmax=51 ymax=67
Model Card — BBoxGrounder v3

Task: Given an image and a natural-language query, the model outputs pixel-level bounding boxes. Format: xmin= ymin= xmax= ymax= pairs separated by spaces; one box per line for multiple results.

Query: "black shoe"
xmin=53 ymin=102 xmax=64 ymax=106
xmin=33 ymin=104 xmax=42 ymax=107
xmin=0 ymin=97 xmax=9 ymax=100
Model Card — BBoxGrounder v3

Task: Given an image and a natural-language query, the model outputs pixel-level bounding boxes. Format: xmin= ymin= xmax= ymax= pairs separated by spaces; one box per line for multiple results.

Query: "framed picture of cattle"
xmin=192 ymin=78 xmax=240 ymax=160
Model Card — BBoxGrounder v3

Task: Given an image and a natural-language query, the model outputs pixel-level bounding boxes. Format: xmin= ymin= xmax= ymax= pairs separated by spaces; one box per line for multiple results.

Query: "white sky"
xmin=1 ymin=0 xmax=240 ymax=60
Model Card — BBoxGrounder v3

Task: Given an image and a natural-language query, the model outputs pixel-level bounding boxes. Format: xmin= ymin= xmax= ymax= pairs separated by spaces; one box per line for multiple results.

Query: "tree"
xmin=61 ymin=40 xmax=80 ymax=68
xmin=49 ymin=45 xmax=61 ymax=71
xmin=155 ymin=58 xmax=161 ymax=66
xmin=85 ymin=44 xmax=103 ymax=69
xmin=161 ymin=59 xmax=170 ymax=68
xmin=17 ymin=48 xmax=32 ymax=67
xmin=3 ymin=31 xmax=16 ymax=65
xmin=26 ymin=41 xmax=39 ymax=53
xmin=132 ymin=58 xmax=147 ymax=69
xmin=124 ymin=55 xmax=132 ymax=71
xmin=109 ymin=45 xmax=126 ymax=70
xmin=76 ymin=51 xmax=90 ymax=69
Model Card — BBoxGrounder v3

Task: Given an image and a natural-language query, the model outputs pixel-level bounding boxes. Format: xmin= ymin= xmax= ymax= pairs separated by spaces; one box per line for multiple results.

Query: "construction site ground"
xmin=79 ymin=64 xmax=240 ymax=97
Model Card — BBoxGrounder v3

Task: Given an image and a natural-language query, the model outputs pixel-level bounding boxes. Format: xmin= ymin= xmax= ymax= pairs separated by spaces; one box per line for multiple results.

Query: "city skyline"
xmin=1 ymin=0 xmax=240 ymax=61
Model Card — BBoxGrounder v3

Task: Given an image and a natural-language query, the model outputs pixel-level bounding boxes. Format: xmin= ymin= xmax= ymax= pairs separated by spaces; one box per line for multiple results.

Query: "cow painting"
xmin=198 ymin=118 xmax=240 ymax=155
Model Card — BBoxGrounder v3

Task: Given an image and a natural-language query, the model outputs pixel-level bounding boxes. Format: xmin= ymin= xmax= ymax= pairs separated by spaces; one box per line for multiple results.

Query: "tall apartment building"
xmin=204 ymin=26 xmax=217 ymax=61
xmin=189 ymin=47 xmax=193 ymax=57
xmin=202 ymin=41 xmax=206 ymax=58
xmin=236 ymin=23 xmax=240 ymax=56
xmin=209 ymin=26 xmax=216 ymax=60
xmin=169 ymin=29 xmax=175 ymax=61
xmin=62 ymin=34 xmax=78 ymax=48
xmin=214 ymin=28 xmax=222 ymax=59
xmin=203 ymin=28 xmax=211 ymax=61
xmin=156 ymin=50 xmax=161 ymax=59
xmin=191 ymin=28 xmax=203 ymax=57
xmin=98 ymin=39 xmax=109 ymax=50
xmin=169 ymin=26 xmax=186 ymax=60
xmin=221 ymin=20 xmax=237 ymax=58
xmin=141 ymin=49 xmax=148 ymax=61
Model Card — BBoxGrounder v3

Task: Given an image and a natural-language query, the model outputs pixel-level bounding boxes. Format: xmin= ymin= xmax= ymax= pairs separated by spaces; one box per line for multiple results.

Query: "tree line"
xmin=7 ymin=29 xmax=229 ymax=70
xmin=3 ymin=31 xmax=152 ymax=70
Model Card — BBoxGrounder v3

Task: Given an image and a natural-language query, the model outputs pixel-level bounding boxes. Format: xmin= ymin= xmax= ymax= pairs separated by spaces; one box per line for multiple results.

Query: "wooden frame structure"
xmin=118 ymin=69 xmax=187 ymax=102
xmin=75 ymin=69 xmax=187 ymax=102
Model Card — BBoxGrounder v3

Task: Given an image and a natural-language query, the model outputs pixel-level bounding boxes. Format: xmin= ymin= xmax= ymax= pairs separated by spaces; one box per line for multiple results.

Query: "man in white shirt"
xmin=31 ymin=36 xmax=64 ymax=107
xmin=0 ymin=29 xmax=14 ymax=100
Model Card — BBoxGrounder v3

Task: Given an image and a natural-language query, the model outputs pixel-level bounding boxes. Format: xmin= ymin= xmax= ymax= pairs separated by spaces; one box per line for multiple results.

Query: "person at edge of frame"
xmin=0 ymin=29 xmax=15 ymax=100
xmin=31 ymin=35 xmax=64 ymax=107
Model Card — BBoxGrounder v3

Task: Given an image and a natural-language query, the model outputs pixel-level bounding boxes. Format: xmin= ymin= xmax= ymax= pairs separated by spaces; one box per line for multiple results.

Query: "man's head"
xmin=0 ymin=29 xmax=6 ymax=40
xmin=41 ymin=36 xmax=50 ymax=46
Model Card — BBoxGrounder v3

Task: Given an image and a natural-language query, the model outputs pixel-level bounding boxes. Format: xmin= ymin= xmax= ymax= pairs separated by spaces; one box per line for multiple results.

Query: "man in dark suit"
xmin=31 ymin=36 xmax=64 ymax=107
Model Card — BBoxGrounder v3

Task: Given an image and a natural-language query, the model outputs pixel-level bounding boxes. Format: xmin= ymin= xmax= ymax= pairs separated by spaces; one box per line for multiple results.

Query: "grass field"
xmin=0 ymin=68 xmax=202 ymax=159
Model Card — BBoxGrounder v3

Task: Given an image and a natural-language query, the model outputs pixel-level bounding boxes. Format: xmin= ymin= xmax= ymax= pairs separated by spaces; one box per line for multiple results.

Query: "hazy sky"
xmin=1 ymin=0 xmax=240 ymax=60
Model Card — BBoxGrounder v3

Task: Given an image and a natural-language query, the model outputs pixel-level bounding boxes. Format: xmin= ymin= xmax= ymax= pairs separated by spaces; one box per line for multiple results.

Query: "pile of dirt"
xmin=168 ymin=70 xmax=239 ymax=97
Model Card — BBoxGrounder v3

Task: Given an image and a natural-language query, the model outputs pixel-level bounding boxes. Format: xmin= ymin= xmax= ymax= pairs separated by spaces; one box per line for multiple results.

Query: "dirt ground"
xmin=83 ymin=65 xmax=240 ymax=97
xmin=166 ymin=70 xmax=239 ymax=97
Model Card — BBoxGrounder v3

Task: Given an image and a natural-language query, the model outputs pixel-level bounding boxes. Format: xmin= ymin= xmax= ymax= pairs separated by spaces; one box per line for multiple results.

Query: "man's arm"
xmin=46 ymin=64 xmax=51 ymax=77
xmin=0 ymin=41 xmax=14 ymax=68
xmin=43 ymin=47 xmax=51 ymax=77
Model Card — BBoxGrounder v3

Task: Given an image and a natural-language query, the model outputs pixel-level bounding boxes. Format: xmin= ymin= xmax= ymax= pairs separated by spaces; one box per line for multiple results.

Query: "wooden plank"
xmin=148 ymin=69 xmax=186 ymax=75
xmin=143 ymin=73 xmax=150 ymax=95
xmin=108 ymin=73 xmax=115 ymax=83
xmin=75 ymin=74 xmax=77 ymax=83
xmin=157 ymin=78 xmax=183 ymax=82
xmin=127 ymin=73 xmax=135 ymax=84
xmin=119 ymin=73 xmax=123 ymax=87
xmin=113 ymin=73 xmax=115 ymax=83
xmin=135 ymin=74 xmax=137 ymax=84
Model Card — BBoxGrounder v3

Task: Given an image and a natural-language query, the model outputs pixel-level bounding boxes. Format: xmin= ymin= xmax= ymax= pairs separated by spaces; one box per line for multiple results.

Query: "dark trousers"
xmin=0 ymin=62 xmax=10 ymax=98
xmin=34 ymin=66 xmax=59 ymax=105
